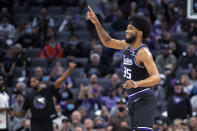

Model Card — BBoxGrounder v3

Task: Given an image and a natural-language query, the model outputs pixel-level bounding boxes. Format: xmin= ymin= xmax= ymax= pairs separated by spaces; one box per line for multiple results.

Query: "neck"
xmin=129 ymin=36 xmax=142 ymax=49
xmin=118 ymin=111 xmax=125 ymax=117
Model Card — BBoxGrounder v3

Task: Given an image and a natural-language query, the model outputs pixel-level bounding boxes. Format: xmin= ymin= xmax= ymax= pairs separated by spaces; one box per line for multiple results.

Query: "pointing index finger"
xmin=88 ymin=6 xmax=95 ymax=14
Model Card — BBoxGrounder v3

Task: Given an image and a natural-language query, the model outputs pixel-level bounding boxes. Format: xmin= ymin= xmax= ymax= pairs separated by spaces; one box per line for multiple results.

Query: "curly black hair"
xmin=128 ymin=15 xmax=152 ymax=39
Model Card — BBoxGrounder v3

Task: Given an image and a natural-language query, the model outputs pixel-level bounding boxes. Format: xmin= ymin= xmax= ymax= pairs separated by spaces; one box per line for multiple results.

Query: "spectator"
xmin=40 ymin=32 xmax=63 ymax=63
xmin=169 ymin=39 xmax=182 ymax=59
xmin=61 ymin=118 xmax=71 ymax=131
xmin=155 ymin=44 xmax=177 ymax=72
xmin=88 ymin=74 xmax=102 ymax=95
xmin=10 ymin=93 xmax=26 ymax=131
xmin=110 ymin=73 xmax=121 ymax=89
xmin=108 ymin=98 xmax=130 ymax=131
xmin=17 ymin=119 xmax=31 ymax=131
xmin=94 ymin=117 xmax=106 ymax=130
xmin=111 ymin=10 xmax=127 ymax=31
xmin=69 ymin=111 xmax=85 ymax=131
xmin=53 ymin=123 xmax=60 ymax=131
xmin=181 ymin=74 xmax=194 ymax=96
xmin=0 ymin=74 xmax=10 ymax=131
xmin=32 ymin=7 xmax=55 ymax=28
xmin=78 ymin=77 xmax=102 ymax=118
xmin=190 ymin=115 xmax=197 ymax=131
xmin=1 ymin=46 xmax=16 ymax=87
xmin=13 ymin=43 xmax=26 ymax=67
xmin=167 ymin=80 xmax=192 ymax=122
xmin=0 ymin=15 xmax=16 ymax=40
xmin=17 ymin=24 xmax=39 ymax=48
xmin=152 ymin=84 xmax=167 ymax=118
xmin=91 ymin=44 xmax=114 ymax=77
xmin=14 ymin=19 xmax=27 ymax=41
xmin=181 ymin=119 xmax=192 ymax=131
xmin=53 ymin=104 xmax=67 ymax=130
xmin=63 ymin=99 xmax=78 ymax=119
xmin=189 ymin=67 xmax=197 ymax=86
xmin=63 ymin=34 xmax=85 ymax=60
xmin=12 ymin=82 xmax=26 ymax=102
xmin=172 ymin=119 xmax=183 ymax=131
xmin=179 ymin=43 xmax=197 ymax=69
xmin=59 ymin=88 xmax=74 ymax=113
xmin=100 ymin=105 xmax=111 ymax=122
xmin=84 ymin=53 xmax=107 ymax=77
xmin=101 ymin=87 xmax=119 ymax=110
xmin=84 ymin=118 xmax=95 ymax=131
xmin=33 ymin=18 xmax=53 ymax=46
xmin=0 ymin=7 xmax=12 ymax=23
xmin=33 ymin=66 xmax=44 ymax=81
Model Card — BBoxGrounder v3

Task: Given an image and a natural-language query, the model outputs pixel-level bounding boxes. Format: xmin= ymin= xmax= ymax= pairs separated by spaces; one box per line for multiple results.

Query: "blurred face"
xmin=190 ymin=117 xmax=197 ymax=128
xmin=16 ymin=94 xmax=24 ymax=104
xmin=41 ymin=8 xmax=47 ymax=16
xmin=90 ymin=74 xmax=98 ymax=84
xmin=56 ymin=66 xmax=63 ymax=75
xmin=35 ymin=67 xmax=43 ymax=78
xmin=55 ymin=105 xmax=62 ymax=113
xmin=125 ymin=24 xmax=138 ymax=44
xmin=117 ymin=103 xmax=126 ymax=112
xmin=16 ymin=83 xmax=24 ymax=92
xmin=174 ymin=85 xmax=183 ymax=94
xmin=30 ymin=77 xmax=39 ymax=89
xmin=84 ymin=119 xmax=93 ymax=130
xmin=71 ymin=111 xmax=81 ymax=124
xmin=181 ymin=75 xmax=189 ymax=85
xmin=0 ymin=76 xmax=4 ymax=87
xmin=91 ymin=55 xmax=100 ymax=65
xmin=111 ymin=74 xmax=119 ymax=86
xmin=187 ymin=45 xmax=196 ymax=56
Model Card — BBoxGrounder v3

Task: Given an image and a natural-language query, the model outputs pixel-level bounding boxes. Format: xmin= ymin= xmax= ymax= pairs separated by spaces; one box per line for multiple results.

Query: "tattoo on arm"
xmin=95 ymin=23 xmax=111 ymax=43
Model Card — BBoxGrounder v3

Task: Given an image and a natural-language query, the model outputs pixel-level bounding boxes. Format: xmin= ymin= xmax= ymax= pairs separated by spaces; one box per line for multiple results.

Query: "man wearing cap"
xmin=155 ymin=44 xmax=177 ymax=72
xmin=108 ymin=98 xmax=130 ymax=131
xmin=167 ymin=80 xmax=192 ymax=122
xmin=87 ymin=6 xmax=160 ymax=131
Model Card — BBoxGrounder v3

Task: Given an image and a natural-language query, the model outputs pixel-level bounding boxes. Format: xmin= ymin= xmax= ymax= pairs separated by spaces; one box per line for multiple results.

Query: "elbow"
xmin=155 ymin=74 xmax=161 ymax=85
xmin=102 ymin=39 xmax=112 ymax=47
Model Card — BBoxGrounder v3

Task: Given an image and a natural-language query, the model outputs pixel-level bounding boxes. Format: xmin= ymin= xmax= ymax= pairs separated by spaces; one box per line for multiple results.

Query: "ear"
xmin=138 ymin=30 xmax=143 ymax=38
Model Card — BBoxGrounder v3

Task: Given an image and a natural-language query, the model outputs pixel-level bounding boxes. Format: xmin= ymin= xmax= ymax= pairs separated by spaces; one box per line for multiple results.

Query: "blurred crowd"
xmin=0 ymin=0 xmax=197 ymax=131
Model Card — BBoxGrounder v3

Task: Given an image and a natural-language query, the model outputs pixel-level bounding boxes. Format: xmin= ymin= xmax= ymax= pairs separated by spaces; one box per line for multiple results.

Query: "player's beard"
xmin=125 ymin=33 xmax=137 ymax=44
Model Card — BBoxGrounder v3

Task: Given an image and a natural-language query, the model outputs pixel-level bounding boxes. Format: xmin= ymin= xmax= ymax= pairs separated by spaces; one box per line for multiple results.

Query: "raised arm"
xmin=86 ymin=6 xmax=128 ymax=50
xmin=53 ymin=62 xmax=76 ymax=88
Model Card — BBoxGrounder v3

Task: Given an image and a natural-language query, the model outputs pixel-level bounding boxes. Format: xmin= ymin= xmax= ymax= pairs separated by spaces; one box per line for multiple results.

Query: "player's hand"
xmin=123 ymin=80 xmax=138 ymax=89
xmin=69 ymin=62 xmax=76 ymax=69
xmin=86 ymin=6 xmax=98 ymax=24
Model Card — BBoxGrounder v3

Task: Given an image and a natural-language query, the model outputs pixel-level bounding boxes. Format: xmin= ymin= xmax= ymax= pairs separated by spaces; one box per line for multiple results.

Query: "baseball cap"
xmin=117 ymin=98 xmax=126 ymax=104
xmin=175 ymin=80 xmax=182 ymax=85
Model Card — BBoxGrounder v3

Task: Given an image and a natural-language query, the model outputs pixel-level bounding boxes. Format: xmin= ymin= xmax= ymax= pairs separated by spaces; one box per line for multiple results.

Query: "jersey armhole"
xmin=134 ymin=47 xmax=146 ymax=68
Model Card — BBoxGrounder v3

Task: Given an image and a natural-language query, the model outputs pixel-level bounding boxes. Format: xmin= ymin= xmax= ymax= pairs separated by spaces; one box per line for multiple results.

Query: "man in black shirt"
xmin=87 ymin=6 xmax=160 ymax=131
xmin=12 ymin=62 xmax=76 ymax=131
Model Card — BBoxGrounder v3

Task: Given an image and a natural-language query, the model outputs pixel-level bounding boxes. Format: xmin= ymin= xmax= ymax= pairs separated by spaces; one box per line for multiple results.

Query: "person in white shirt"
xmin=53 ymin=104 xmax=67 ymax=129
xmin=0 ymin=74 xmax=10 ymax=131
xmin=0 ymin=16 xmax=16 ymax=40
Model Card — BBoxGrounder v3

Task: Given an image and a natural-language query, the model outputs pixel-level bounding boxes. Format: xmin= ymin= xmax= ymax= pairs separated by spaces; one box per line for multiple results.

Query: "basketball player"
xmin=87 ymin=6 xmax=160 ymax=131
xmin=12 ymin=62 xmax=76 ymax=131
